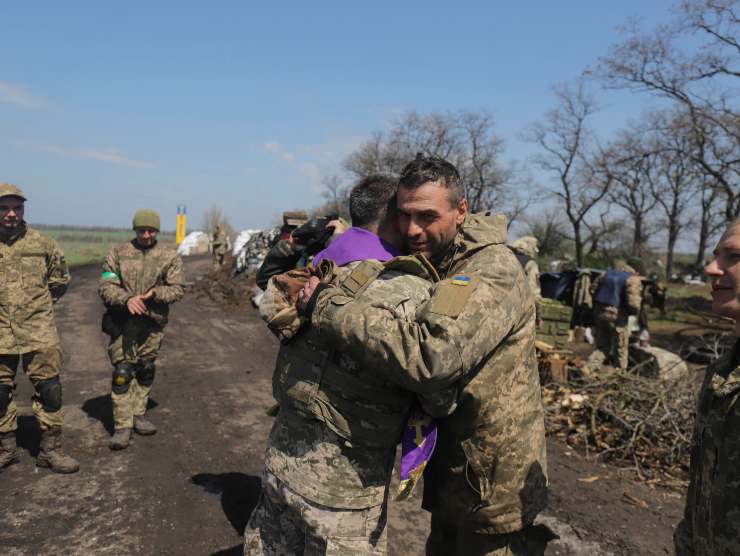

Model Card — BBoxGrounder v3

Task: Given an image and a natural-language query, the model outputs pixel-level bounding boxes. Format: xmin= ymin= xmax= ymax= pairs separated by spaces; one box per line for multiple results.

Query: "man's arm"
xmin=151 ymin=255 xmax=185 ymax=303
xmin=99 ymin=247 xmax=131 ymax=308
xmin=47 ymin=241 xmax=70 ymax=302
xmin=310 ymin=263 xmax=530 ymax=394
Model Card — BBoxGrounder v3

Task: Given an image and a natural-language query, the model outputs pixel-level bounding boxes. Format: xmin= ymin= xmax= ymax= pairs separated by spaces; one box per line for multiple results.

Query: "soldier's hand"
xmin=326 ymin=219 xmax=347 ymax=235
xmin=127 ymin=295 xmax=148 ymax=315
xmin=297 ymin=276 xmax=321 ymax=312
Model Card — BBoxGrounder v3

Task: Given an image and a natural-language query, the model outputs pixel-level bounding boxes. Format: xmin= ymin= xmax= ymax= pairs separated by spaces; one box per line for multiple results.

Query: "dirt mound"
xmin=189 ymin=255 xmax=256 ymax=310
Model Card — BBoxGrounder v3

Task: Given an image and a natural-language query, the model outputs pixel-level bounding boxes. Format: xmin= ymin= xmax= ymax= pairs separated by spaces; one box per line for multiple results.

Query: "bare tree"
xmin=344 ymin=110 xmax=528 ymax=221
xmin=601 ymin=128 xmax=660 ymax=258
xmin=523 ymin=209 xmax=569 ymax=258
xmin=525 ymin=80 xmax=611 ymax=266
xmin=321 ymin=175 xmax=348 ymax=216
xmin=599 ymin=0 xmax=740 ymax=220
xmin=201 ymin=205 xmax=235 ymax=239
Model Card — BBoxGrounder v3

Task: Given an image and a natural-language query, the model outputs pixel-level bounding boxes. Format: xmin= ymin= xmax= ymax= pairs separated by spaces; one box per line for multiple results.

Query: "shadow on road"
xmin=210 ymin=546 xmax=243 ymax=556
xmin=16 ymin=415 xmax=41 ymax=457
xmin=81 ymin=395 xmax=115 ymax=435
xmin=82 ymin=394 xmax=158 ymax=435
xmin=191 ymin=472 xmax=261 ymax=535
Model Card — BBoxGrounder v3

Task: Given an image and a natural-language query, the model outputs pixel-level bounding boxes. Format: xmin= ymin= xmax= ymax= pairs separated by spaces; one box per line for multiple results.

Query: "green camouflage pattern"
xmin=98 ymin=240 xmax=184 ymax=326
xmin=212 ymin=227 xmax=228 ymax=270
xmin=264 ymin=262 xmax=456 ymax=510
xmin=0 ymin=347 xmax=64 ymax=433
xmin=244 ymin=470 xmax=387 ymax=555
xmin=311 ymin=213 xmax=547 ymax=535
xmin=0 ymin=224 xmax=69 ymax=354
xmin=675 ymin=341 xmax=740 ymax=556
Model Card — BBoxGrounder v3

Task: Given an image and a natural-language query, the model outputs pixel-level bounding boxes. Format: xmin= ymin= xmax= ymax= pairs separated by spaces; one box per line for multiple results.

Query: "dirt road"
xmin=0 ymin=257 xmax=684 ymax=555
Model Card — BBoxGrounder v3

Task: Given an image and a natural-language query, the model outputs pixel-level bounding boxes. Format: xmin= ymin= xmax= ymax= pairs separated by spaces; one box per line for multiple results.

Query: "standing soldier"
xmin=99 ymin=209 xmax=184 ymax=450
xmin=588 ymin=261 xmax=642 ymax=371
xmin=0 ymin=183 xmax=79 ymax=473
xmin=211 ymin=224 xmax=228 ymax=271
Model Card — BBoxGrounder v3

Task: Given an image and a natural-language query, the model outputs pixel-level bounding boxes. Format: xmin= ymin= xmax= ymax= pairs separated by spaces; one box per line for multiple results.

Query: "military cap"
xmin=132 ymin=209 xmax=160 ymax=231
xmin=0 ymin=183 xmax=27 ymax=201
xmin=283 ymin=210 xmax=309 ymax=227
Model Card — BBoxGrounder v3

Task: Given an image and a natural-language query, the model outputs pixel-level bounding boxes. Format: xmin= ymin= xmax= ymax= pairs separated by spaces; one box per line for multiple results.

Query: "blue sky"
xmin=0 ymin=1 xmax=675 ymax=231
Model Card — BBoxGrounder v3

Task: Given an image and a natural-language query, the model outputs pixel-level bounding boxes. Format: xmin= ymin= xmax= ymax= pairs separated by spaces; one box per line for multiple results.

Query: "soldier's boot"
xmin=37 ymin=427 xmax=79 ymax=474
xmin=133 ymin=415 xmax=157 ymax=436
xmin=109 ymin=428 xmax=132 ymax=450
xmin=0 ymin=431 xmax=19 ymax=469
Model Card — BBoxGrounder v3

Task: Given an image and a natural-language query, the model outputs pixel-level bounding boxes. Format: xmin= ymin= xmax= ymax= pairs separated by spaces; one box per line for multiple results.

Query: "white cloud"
xmin=264 ymin=140 xmax=281 ymax=152
xmin=18 ymin=141 xmax=154 ymax=168
xmin=280 ymin=152 xmax=295 ymax=163
xmin=0 ymin=81 xmax=48 ymax=109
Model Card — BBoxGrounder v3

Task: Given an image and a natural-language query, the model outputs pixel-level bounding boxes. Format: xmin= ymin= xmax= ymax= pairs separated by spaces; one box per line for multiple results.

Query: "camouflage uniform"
xmin=675 ymin=340 xmax=740 ymax=555
xmin=246 ymin=257 xmax=457 ymax=555
xmin=98 ymin=240 xmax=184 ymax=430
xmin=310 ymin=213 xmax=549 ymax=555
xmin=211 ymin=226 xmax=228 ymax=271
xmin=0 ymin=223 xmax=70 ymax=434
xmin=589 ymin=267 xmax=642 ymax=371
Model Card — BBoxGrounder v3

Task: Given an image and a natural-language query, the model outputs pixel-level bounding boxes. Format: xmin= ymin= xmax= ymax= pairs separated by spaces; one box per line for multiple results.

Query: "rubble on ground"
xmin=188 ymin=255 xmax=255 ymax=309
xmin=541 ymin=361 xmax=695 ymax=487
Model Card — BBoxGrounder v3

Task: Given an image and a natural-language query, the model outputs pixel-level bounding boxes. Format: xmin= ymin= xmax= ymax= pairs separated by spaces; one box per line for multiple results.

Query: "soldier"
xmin=99 ymin=209 xmax=184 ymax=450
xmin=510 ymin=236 xmax=543 ymax=323
xmin=587 ymin=261 xmax=642 ymax=371
xmin=0 ymin=183 xmax=79 ymax=473
xmin=245 ymin=175 xmax=457 ymax=554
xmin=300 ymin=156 xmax=550 ymax=555
xmin=674 ymin=218 xmax=740 ymax=555
xmin=211 ymin=224 xmax=229 ymax=271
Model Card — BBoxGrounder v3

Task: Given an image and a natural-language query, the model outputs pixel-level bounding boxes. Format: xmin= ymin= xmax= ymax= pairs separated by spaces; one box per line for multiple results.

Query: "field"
xmin=33 ymin=225 xmax=176 ymax=267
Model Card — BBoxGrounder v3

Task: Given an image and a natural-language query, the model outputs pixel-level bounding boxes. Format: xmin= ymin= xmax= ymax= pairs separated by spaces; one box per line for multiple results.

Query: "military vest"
xmin=273 ymin=255 xmax=438 ymax=449
xmin=594 ymin=269 xmax=631 ymax=308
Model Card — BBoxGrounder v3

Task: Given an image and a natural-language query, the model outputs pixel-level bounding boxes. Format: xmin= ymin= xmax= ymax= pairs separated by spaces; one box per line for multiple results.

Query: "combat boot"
xmin=37 ymin=427 xmax=79 ymax=474
xmin=133 ymin=415 xmax=157 ymax=436
xmin=0 ymin=431 xmax=19 ymax=469
xmin=109 ymin=428 xmax=132 ymax=450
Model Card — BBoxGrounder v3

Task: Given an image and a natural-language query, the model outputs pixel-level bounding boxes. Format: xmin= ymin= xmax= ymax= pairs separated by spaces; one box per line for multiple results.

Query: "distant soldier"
xmin=99 ymin=209 xmax=184 ymax=450
xmin=211 ymin=224 xmax=228 ymax=271
xmin=510 ymin=236 xmax=542 ymax=323
xmin=0 ymin=183 xmax=79 ymax=473
xmin=588 ymin=261 xmax=642 ymax=370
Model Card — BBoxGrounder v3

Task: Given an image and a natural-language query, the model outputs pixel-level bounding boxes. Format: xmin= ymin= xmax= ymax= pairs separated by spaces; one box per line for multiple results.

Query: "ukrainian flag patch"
xmin=451 ymin=275 xmax=471 ymax=286
xmin=102 ymin=271 xmax=119 ymax=281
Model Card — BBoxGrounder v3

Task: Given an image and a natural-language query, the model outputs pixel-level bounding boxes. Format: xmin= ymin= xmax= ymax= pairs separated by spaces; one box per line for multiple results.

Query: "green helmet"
xmin=132 ymin=209 xmax=160 ymax=231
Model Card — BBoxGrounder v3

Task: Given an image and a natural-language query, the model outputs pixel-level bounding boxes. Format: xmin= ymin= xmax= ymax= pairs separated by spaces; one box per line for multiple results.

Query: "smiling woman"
xmin=674 ymin=217 xmax=740 ymax=555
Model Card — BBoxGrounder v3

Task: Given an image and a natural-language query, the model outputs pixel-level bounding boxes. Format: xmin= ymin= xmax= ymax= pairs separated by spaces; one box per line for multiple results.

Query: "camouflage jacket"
xmin=212 ymin=229 xmax=228 ymax=253
xmin=675 ymin=340 xmax=740 ymax=556
xmin=98 ymin=240 xmax=184 ymax=327
xmin=264 ymin=260 xmax=457 ymax=509
xmin=0 ymin=224 xmax=69 ymax=354
xmin=311 ymin=213 xmax=547 ymax=534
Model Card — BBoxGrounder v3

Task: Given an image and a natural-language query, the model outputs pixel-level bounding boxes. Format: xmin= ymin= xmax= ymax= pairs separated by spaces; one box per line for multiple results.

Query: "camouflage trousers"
xmin=591 ymin=313 xmax=630 ymax=370
xmin=426 ymin=513 xmax=553 ymax=556
xmin=0 ymin=347 xmax=64 ymax=433
xmin=107 ymin=317 xmax=163 ymax=430
xmin=244 ymin=470 xmax=387 ymax=555
xmin=213 ymin=249 xmax=226 ymax=271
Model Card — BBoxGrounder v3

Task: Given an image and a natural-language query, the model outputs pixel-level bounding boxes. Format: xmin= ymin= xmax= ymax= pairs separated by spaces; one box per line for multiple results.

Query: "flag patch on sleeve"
xmin=451 ymin=275 xmax=471 ymax=286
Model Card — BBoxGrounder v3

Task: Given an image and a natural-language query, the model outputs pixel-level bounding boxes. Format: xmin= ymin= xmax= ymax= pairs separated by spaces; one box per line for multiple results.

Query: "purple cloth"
xmin=397 ymin=405 xmax=438 ymax=500
xmin=312 ymin=227 xmax=400 ymax=267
